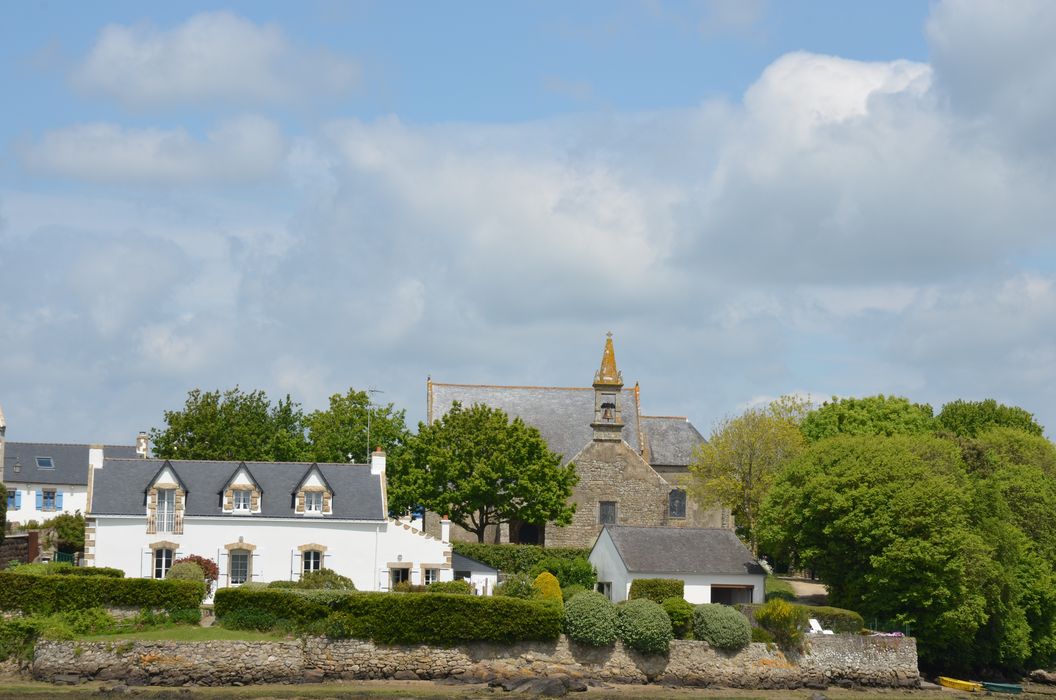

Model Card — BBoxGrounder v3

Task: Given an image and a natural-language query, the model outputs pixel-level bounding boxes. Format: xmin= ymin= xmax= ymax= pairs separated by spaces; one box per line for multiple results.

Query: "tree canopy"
xmin=390 ymin=402 xmax=578 ymax=542
xmin=689 ymin=396 xmax=807 ymax=554
xmin=799 ymin=395 xmax=935 ymax=442
xmin=304 ymin=388 xmax=411 ymax=464
xmin=937 ymin=398 xmax=1045 ymax=438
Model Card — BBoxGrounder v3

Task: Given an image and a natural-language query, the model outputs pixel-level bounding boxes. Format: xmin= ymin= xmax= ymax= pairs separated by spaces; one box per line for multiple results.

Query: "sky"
xmin=1 ymin=0 xmax=1055 ymax=444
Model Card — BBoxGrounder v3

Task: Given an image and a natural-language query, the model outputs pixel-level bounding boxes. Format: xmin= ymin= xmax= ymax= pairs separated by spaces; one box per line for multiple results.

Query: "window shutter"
xmin=218 ymin=549 xmax=229 ymax=587
xmin=15 ymin=491 xmax=21 ymax=509
xmin=56 ymin=492 xmax=64 ymax=509
xmin=251 ymin=553 xmax=262 ymax=580
xmin=35 ymin=491 xmax=43 ymax=510
xmin=141 ymin=549 xmax=152 ymax=578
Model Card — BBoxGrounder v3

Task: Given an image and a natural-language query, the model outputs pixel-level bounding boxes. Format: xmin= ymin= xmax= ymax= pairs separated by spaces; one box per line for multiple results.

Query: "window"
xmin=41 ymin=489 xmax=57 ymax=512
xmin=303 ymin=550 xmax=322 ymax=574
xmin=305 ymin=491 xmax=322 ymax=513
xmin=154 ymin=548 xmax=174 ymax=579
xmin=157 ymin=489 xmax=176 ymax=532
xmin=6 ymin=490 xmax=16 ymax=510
xmin=669 ymin=489 xmax=687 ymax=519
xmin=390 ymin=567 xmax=409 ymax=588
xmin=596 ymin=582 xmax=612 ymax=600
xmin=233 ymin=490 xmax=251 ymax=512
xmin=599 ymin=501 xmax=617 ymax=525
xmin=454 ymin=570 xmax=472 ymax=581
xmin=230 ymin=550 xmax=250 ymax=585
xmin=424 ymin=568 xmax=439 ymax=585
xmin=35 ymin=456 xmax=54 ymax=469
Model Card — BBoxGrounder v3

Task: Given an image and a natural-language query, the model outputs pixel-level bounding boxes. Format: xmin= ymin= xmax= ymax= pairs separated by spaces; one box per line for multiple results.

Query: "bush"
xmin=662 ymin=597 xmax=695 ymax=639
xmin=693 ymin=604 xmax=752 ymax=651
xmin=393 ymin=581 xmax=428 ymax=593
xmin=173 ymin=555 xmax=219 ymax=585
xmin=561 ymin=584 xmax=587 ymax=602
xmin=533 ymin=572 xmax=563 ymax=604
xmin=755 ymin=599 xmax=808 ymax=651
xmin=564 ymin=591 xmax=618 ymax=646
xmin=802 ymin=605 xmax=864 ymax=633
xmin=267 ymin=580 xmax=300 ymax=589
xmin=8 ymin=562 xmax=123 ymax=578
xmin=63 ymin=607 xmax=117 ymax=635
xmin=0 ymin=571 xmax=203 ymax=614
xmin=427 ymin=580 xmax=473 ymax=595
xmin=529 ymin=556 xmax=597 ymax=589
xmin=214 ymin=587 xmax=562 ymax=645
xmin=495 ymin=573 xmax=536 ymax=599
xmin=40 ymin=513 xmax=85 ymax=552
xmin=0 ymin=618 xmax=39 ymax=663
xmin=451 ymin=542 xmax=590 ymax=574
xmin=166 ymin=562 xmax=205 ymax=583
xmin=616 ymin=598 xmax=673 ymax=655
xmin=300 ymin=569 xmax=356 ymax=590
xmin=629 ymin=578 xmax=684 ymax=604
xmin=752 ymin=626 xmax=775 ymax=643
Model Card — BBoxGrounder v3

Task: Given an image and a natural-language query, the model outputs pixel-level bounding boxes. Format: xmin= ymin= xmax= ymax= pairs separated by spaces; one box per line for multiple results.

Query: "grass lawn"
xmin=76 ymin=625 xmax=286 ymax=642
xmin=764 ymin=575 xmax=795 ymax=601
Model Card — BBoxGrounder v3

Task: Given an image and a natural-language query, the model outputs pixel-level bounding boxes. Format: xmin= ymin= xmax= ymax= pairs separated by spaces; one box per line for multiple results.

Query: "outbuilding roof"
xmin=90 ymin=457 xmax=385 ymax=521
xmin=3 ymin=442 xmax=138 ymax=486
xmin=598 ymin=525 xmax=766 ymax=576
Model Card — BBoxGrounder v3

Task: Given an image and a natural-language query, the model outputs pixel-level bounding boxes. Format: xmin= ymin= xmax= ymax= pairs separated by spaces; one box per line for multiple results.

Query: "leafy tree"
xmin=392 ymin=402 xmax=577 ymax=542
xmin=41 ymin=512 xmax=85 ymax=552
xmin=304 ymin=388 xmax=411 ymax=464
xmin=800 ymin=395 xmax=935 ymax=442
xmin=151 ymin=387 xmax=309 ymax=461
xmin=688 ymin=396 xmax=807 ymax=554
xmin=938 ymin=399 xmax=1045 ymax=438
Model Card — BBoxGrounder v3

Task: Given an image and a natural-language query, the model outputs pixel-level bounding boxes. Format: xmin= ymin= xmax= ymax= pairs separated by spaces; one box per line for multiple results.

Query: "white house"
xmin=85 ymin=449 xmax=453 ymax=594
xmin=3 ymin=439 xmax=139 ymax=526
xmin=589 ymin=525 xmax=766 ymax=605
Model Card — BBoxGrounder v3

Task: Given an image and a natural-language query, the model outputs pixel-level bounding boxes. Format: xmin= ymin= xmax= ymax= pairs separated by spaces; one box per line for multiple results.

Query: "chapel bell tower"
xmin=591 ymin=333 xmax=624 ymax=442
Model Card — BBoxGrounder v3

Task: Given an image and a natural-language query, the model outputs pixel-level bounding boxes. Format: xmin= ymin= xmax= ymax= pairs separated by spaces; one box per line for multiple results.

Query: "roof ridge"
xmin=429 ymin=382 xmax=638 ymax=392
xmin=640 ymin=415 xmax=689 ymax=420
xmin=104 ymin=456 xmax=371 ymax=467
xmin=7 ymin=442 xmax=136 ymax=448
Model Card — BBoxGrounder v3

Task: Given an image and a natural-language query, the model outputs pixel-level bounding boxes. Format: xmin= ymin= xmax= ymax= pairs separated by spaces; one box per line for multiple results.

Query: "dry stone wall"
xmin=32 ymin=635 xmax=918 ymax=689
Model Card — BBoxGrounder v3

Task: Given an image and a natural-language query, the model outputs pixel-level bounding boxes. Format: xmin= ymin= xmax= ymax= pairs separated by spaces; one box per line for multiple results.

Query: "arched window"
xmin=669 ymin=489 xmax=687 ymax=519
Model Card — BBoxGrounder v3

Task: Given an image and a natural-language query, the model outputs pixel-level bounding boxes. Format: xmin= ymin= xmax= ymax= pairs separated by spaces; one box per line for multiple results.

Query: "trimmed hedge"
xmin=563 ymin=591 xmax=618 ymax=646
xmin=0 ymin=571 xmax=203 ymax=614
xmin=629 ymin=578 xmax=684 ymax=604
xmin=214 ymin=588 xmax=563 ymax=645
xmin=693 ymin=604 xmax=751 ymax=651
xmin=10 ymin=562 xmax=124 ymax=578
xmin=661 ymin=597 xmax=695 ymax=639
xmin=451 ymin=542 xmax=590 ymax=574
xmin=427 ymin=580 xmax=473 ymax=595
xmin=528 ymin=556 xmax=597 ymax=589
xmin=616 ymin=598 xmax=673 ymax=655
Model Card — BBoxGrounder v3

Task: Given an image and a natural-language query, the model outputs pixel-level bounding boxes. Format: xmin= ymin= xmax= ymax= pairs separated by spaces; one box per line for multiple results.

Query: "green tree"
xmin=937 ymin=399 xmax=1045 ymax=438
xmin=800 ymin=395 xmax=935 ymax=442
xmin=151 ymin=387 xmax=309 ymax=461
xmin=42 ymin=512 xmax=86 ymax=552
xmin=304 ymin=388 xmax=411 ymax=464
xmin=392 ymin=402 xmax=578 ymax=542
xmin=688 ymin=396 xmax=808 ymax=554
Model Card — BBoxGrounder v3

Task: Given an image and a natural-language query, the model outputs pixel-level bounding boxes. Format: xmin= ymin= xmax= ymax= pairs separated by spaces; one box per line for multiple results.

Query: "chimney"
xmin=440 ymin=515 xmax=451 ymax=544
xmin=370 ymin=447 xmax=386 ymax=476
xmin=89 ymin=445 xmax=104 ymax=470
xmin=136 ymin=431 xmax=150 ymax=458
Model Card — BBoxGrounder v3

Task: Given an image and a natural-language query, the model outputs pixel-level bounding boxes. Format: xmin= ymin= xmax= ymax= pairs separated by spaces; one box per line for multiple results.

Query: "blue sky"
xmin=2 ymin=0 xmax=1054 ymax=443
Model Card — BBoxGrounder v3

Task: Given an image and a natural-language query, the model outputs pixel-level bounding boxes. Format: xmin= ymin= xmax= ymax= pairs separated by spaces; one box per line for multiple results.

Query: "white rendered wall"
xmin=4 ymin=483 xmax=87 ymax=525
xmin=588 ymin=531 xmax=631 ymax=601
xmin=90 ymin=515 xmax=451 ymax=597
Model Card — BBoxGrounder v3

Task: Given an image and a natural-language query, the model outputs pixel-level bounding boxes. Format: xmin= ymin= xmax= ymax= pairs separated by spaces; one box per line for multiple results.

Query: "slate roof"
xmin=600 ymin=526 xmax=766 ymax=576
xmin=429 ymin=383 xmax=642 ymax=464
xmin=452 ymin=552 xmax=497 ymax=574
xmin=90 ymin=458 xmax=386 ymax=521
xmin=3 ymin=442 xmax=138 ymax=486
xmin=640 ymin=417 xmax=706 ymax=466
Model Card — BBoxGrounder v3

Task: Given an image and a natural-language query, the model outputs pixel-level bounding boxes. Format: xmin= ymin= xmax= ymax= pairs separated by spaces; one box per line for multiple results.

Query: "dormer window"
xmin=221 ymin=463 xmax=262 ymax=515
xmin=305 ymin=492 xmax=322 ymax=513
xmin=146 ymin=461 xmax=187 ymax=536
xmin=233 ymin=490 xmax=251 ymax=512
xmin=36 ymin=457 xmax=54 ymax=469
xmin=293 ymin=464 xmax=333 ymax=516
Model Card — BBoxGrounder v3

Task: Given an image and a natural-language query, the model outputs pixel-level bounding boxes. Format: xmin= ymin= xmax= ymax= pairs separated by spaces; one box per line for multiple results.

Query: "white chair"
xmin=809 ymin=618 xmax=835 ymax=635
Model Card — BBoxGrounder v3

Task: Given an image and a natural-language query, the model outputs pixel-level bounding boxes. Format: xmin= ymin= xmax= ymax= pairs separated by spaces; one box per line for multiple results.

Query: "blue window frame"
xmin=6 ymin=489 xmax=18 ymax=510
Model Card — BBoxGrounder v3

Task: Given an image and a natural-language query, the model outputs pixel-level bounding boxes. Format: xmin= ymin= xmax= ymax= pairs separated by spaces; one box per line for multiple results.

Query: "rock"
xmin=53 ymin=674 xmax=84 ymax=685
xmin=810 ymin=693 xmax=828 ymax=700
xmin=1031 ymin=669 xmax=1056 ymax=685
xmin=510 ymin=677 xmax=568 ymax=696
xmin=302 ymin=669 xmax=325 ymax=683
xmin=393 ymin=670 xmax=420 ymax=681
xmin=564 ymin=677 xmax=588 ymax=692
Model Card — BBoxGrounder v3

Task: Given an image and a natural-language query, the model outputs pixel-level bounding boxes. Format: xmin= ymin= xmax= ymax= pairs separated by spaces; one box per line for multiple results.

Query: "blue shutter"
xmin=15 ymin=491 xmax=21 ymax=509
xmin=56 ymin=492 xmax=64 ymax=509
xmin=36 ymin=491 xmax=43 ymax=510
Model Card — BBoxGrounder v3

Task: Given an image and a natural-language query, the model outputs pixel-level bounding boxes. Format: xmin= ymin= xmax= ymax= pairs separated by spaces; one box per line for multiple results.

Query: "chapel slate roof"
xmin=429 ymin=383 xmax=641 ymax=464
xmin=3 ymin=442 xmax=138 ymax=486
xmin=640 ymin=417 xmax=706 ymax=467
xmin=90 ymin=458 xmax=385 ymax=521
xmin=600 ymin=525 xmax=766 ymax=576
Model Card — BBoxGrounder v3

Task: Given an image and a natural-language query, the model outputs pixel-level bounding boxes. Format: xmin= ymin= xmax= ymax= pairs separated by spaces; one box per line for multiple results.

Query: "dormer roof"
xmin=292 ymin=463 xmax=335 ymax=494
xmin=147 ymin=460 xmax=189 ymax=493
xmin=223 ymin=461 xmax=263 ymax=494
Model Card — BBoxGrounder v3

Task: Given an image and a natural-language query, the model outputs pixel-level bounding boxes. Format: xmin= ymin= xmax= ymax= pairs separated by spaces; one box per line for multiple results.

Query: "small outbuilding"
xmin=589 ymin=525 xmax=766 ymax=604
xmin=451 ymin=552 xmax=498 ymax=595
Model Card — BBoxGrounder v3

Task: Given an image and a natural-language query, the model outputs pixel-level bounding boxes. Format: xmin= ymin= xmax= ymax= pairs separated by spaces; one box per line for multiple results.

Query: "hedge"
xmin=661 ymin=597 xmax=695 ymax=639
xmin=628 ymin=578 xmax=684 ymax=604
xmin=427 ymin=580 xmax=473 ymax=595
xmin=738 ymin=603 xmax=863 ymax=633
xmin=10 ymin=562 xmax=124 ymax=578
xmin=528 ymin=556 xmax=597 ymax=589
xmin=0 ymin=618 xmax=38 ymax=663
xmin=0 ymin=571 xmax=203 ymax=614
xmin=214 ymin=588 xmax=563 ymax=645
xmin=451 ymin=542 xmax=590 ymax=574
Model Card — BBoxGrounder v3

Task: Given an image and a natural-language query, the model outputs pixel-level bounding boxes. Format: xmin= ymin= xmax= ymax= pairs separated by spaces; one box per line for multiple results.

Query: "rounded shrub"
xmin=693 ymin=604 xmax=752 ymax=651
xmin=427 ymin=579 xmax=473 ymax=595
xmin=495 ymin=573 xmax=536 ymax=599
xmin=617 ymin=598 xmax=673 ymax=655
xmin=661 ymin=597 xmax=695 ymax=639
xmin=563 ymin=591 xmax=618 ymax=646
xmin=173 ymin=555 xmax=219 ymax=586
xmin=755 ymin=599 xmax=808 ymax=651
xmin=561 ymin=584 xmax=587 ymax=602
xmin=533 ymin=572 xmax=563 ymax=604
xmin=299 ymin=568 xmax=356 ymax=590
xmin=166 ymin=562 xmax=207 ymax=601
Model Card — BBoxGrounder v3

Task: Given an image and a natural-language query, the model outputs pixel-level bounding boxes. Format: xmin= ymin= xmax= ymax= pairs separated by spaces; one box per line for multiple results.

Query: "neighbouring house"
xmin=86 ymin=448 xmax=453 ymax=595
xmin=424 ymin=335 xmax=728 ymax=548
xmin=589 ymin=525 xmax=766 ymax=604
xmin=2 ymin=423 xmax=141 ymax=526
xmin=451 ymin=551 xmax=498 ymax=596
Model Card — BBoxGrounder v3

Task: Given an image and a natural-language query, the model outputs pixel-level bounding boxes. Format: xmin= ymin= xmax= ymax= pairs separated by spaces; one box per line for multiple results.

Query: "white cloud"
xmin=20 ymin=116 xmax=286 ymax=184
xmin=72 ymin=11 xmax=359 ymax=108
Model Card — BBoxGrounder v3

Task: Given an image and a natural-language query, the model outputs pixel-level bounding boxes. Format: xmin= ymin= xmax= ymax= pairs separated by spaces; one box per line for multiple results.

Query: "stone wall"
xmin=31 ymin=635 xmax=918 ymax=689
xmin=0 ymin=532 xmax=36 ymax=569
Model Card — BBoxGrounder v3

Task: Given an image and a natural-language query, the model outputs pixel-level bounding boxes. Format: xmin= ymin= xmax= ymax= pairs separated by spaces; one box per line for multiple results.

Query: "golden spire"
xmin=594 ymin=332 xmax=623 ymax=386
